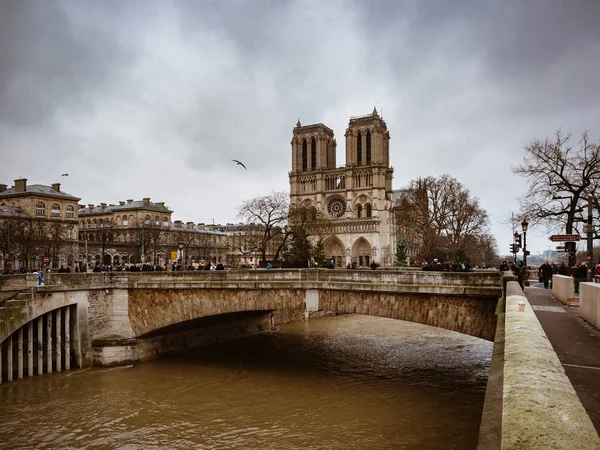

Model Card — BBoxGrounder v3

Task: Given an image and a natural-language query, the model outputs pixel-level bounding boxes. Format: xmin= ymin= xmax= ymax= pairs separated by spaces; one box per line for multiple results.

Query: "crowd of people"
xmin=500 ymin=259 xmax=600 ymax=293
xmin=420 ymin=258 xmax=472 ymax=272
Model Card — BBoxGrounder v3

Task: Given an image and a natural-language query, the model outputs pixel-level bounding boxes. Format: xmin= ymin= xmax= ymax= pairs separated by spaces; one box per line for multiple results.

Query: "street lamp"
xmin=521 ymin=220 xmax=529 ymax=267
xmin=178 ymin=242 xmax=184 ymax=269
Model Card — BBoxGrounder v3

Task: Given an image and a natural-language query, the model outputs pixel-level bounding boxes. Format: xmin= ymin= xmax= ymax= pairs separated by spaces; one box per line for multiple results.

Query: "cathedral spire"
xmin=296 ymin=119 xmax=301 ymax=128
xmin=372 ymin=106 xmax=378 ymax=117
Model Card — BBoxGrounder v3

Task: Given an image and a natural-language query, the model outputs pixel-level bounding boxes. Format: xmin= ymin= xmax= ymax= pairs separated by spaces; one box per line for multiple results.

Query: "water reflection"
xmin=0 ymin=315 xmax=492 ymax=449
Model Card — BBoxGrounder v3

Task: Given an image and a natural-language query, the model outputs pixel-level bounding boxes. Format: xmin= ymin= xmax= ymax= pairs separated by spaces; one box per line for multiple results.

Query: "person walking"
xmin=37 ymin=269 xmax=45 ymax=286
xmin=540 ymin=261 xmax=553 ymax=289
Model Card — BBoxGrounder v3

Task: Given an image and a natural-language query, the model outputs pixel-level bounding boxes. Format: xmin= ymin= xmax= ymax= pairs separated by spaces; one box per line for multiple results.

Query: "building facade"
xmin=78 ymin=199 xmax=227 ymax=268
xmin=0 ymin=179 xmax=80 ymax=271
xmin=289 ymin=108 xmax=396 ymax=267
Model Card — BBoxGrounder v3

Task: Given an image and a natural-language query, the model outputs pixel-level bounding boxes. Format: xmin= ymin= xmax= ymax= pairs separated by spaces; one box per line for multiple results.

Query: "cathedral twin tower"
xmin=289 ymin=108 xmax=396 ymax=267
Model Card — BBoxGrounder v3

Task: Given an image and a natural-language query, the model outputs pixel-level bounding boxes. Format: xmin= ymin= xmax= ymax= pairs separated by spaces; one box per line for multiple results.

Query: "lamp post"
xmin=521 ymin=220 xmax=529 ymax=267
xmin=178 ymin=242 xmax=184 ymax=270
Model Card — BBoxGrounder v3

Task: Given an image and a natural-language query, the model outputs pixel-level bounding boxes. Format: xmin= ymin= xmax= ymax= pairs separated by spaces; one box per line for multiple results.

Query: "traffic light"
xmin=513 ymin=233 xmax=522 ymax=248
xmin=524 ymin=250 xmax=530 ymax=256
xmin=565 ymin=241 xmax=576 ymax=252
xmin=509 ymin=243 xmax=517 ymax=253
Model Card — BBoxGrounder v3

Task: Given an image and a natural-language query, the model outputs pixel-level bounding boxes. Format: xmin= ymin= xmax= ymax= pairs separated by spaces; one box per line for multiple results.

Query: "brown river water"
xmin=0 ymin=315 xmax=492 ymax=450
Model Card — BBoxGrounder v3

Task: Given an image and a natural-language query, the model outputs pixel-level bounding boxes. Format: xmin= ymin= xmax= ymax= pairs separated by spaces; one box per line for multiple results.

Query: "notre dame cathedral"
xmin=289 ymin=108 xmax=396 ymax=267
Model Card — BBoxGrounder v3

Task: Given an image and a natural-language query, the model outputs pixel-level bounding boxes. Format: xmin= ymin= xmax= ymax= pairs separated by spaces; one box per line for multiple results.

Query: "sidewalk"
xmin=524 ymin=281 xmax=600 ymax=435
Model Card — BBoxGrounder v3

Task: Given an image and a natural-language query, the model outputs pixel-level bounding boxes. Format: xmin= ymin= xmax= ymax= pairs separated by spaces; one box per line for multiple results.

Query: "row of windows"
xmin=35 ymin=202 xmax=75 ymax=218
xmin=80 ymin=215 xmax=170 ymax=228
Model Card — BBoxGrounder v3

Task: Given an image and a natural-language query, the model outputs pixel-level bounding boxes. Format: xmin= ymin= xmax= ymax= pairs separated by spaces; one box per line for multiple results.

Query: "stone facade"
xmin=0 ymin=179 xmax=80 ymax=271
xmin=289 ymin=108 xmax=396 ymax=267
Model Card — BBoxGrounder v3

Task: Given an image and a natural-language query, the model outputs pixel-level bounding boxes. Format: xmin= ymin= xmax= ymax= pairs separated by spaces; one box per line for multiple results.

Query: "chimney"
xmin=127 ymin=199 xmax=133 ymax=204
xmin=88 ymin=204 xmax=94 ymax=209
xmin=14 ymin=178 xmax=27 ymax=193
xmin=119 ymin=201 xmax=125 ymax=206
xmin=174 ymin=220 xmax=182 ymax=227
xmin=100 ymin=203 xmax=107 ymax=208
xmin=51 ymin=183 xmax=61 ymax=192
xmin=143 ymin=197 xmax=150 ymax=205
xmin=0 ymin=184 xmax=7 ymax=192
xmin=78 ymin=204 xmax=85 ymax=209
xmin=186 ymin=221 xmax=194 ymax=228
xmin=156 ymin=202 xmax=165 ymax=208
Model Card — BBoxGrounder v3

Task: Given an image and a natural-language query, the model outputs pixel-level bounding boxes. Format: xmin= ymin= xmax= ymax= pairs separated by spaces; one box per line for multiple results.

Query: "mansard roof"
xmin=79 ymin=200 xmax=172 ymax=216
xmin=0 ymin=184 xmax=80 ymax=201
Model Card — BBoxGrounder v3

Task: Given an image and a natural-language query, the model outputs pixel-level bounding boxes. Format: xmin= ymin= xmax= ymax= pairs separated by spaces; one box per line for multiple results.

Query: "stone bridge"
xmin=2 ymin=269 xmax=599 ymax=448
xmin=1 ymin=269 xmax=501 ymax=370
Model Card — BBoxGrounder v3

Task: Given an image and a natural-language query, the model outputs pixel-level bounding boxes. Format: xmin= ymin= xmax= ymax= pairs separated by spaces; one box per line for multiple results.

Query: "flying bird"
xmin=232 ymin=159 xmax=247 ymax=170
xmin=61 ymin=173 xmax=69 ymax=176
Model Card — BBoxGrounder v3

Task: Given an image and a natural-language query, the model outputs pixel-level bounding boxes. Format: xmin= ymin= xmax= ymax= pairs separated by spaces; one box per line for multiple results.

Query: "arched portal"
xmin=324 ymin=236 xmax=345 ymax=268
xmin=352 ymin=237 xmax=372 ymax=267
xmin=103 ymin=254 xmax=112 ymax=266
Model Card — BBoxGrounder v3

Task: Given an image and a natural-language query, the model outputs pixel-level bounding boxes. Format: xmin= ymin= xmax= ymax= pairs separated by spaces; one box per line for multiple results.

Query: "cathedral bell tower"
xmin=290 ymin=120 xmax=336 ymax=174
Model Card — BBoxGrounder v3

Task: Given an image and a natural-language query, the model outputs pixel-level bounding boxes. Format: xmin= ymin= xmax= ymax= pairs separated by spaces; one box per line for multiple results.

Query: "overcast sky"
xmin=1 ymin=0 xmax=599 ymax=257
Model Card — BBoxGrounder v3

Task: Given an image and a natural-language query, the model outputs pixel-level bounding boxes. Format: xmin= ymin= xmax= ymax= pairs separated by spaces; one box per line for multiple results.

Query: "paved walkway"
xmin=524 ymin=281 xmax=600 ymax=435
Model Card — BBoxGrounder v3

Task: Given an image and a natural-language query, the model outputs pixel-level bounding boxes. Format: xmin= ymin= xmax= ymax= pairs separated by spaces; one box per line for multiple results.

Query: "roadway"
xmin=524 ymin=280 xmax=600 ymax=435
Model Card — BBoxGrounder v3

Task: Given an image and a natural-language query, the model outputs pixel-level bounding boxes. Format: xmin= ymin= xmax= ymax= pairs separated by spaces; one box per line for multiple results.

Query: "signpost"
xmin=549 ymin=234 xmax=580 ymax=242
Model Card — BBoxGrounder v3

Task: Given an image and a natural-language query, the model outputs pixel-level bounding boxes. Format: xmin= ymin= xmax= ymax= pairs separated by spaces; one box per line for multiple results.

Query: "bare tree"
xmin=513 ymin=131 xmax=600 ymax=239
xmin=237 ymin=191 xmax=291 ymax=263
xmin=395 ymin=175 xmax=491 ymax=263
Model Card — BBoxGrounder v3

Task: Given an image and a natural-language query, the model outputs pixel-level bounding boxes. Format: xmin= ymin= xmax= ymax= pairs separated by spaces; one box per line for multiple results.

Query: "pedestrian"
xmin=540 ymin=261 xmax=553 ymax=289
xmin=37 ymin=270 xmax=45 ymax=286
xmin=266 ymin=262 xmax=272 ymax=270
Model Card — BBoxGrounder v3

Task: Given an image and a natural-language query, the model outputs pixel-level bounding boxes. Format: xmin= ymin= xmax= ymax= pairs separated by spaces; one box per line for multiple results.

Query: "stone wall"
xmin=580 ymin=282 xmax=600 ymax=330
xmin=318 ymin=289 xmax=498 ymax=341
xmin=478 ymin=280 xmax=600 ymax=449
xmin=552 ymin=274 xmax=574 ymax=305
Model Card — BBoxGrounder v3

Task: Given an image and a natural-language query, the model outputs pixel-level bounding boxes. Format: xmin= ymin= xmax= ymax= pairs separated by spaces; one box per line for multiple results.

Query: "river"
xmin=0 ymin=315 xmax=492 ymax=449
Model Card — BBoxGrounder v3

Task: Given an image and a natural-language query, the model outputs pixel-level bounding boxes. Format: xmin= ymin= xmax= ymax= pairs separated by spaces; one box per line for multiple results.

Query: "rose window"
xmin=327 ymin=198 xmax=346 ymax=218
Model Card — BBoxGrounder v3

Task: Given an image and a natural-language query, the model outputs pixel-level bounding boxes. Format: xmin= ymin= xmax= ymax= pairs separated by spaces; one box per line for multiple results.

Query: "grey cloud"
xmin=0 ymin=0 xmax=135 ymax=127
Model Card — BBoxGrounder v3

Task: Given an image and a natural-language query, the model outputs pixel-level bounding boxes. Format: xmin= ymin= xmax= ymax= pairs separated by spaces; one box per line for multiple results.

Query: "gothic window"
xmin=155 ymin=215 xmax=160 ymax=226
xmin=92 ymin=219 xmax=97 ymax=228
xmin=99 ymin=218 xmax=104 ymax=228
xmin=65 ymin=205 xmax=74 ymax=218
xmin=36 ymin=202 xmax=46 ymax=216
xmin=86 ymin=219 xmax=91 ymax=228
xmin=144 ymin=215 xmax=151 ymax=225
xmin=357 ymin=205 xmax=363 ymax=218
xmin=302 ymin=139 xmax=308 ymax=171
xmin=163 ymin=217 xmax=169 ymax=227
xmin=357 ymin=131 xmax=362 ymax=165
xmin=122 ymin=216 xmax=128 ymax=226
xmin=366 ymin=131 xmax=371 ymax=163
xmin=311 ymin=137 xmax=317 ymax=170
xmin=366 ymin=204 xmax=372 ymax=218
xmin=51 ymin=203 xmax=60 ymax=216
xmin=327 ymin=198 xmax=346 ymax=218
xmin=81 ymin=220 xmax=85 ymax=228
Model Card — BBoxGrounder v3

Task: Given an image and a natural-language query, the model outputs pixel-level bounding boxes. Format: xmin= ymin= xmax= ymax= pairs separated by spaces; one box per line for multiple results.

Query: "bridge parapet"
xmin=24 ymin=269 xmax=503 ymax=297
xmin=478 ymin=279 xmax=600 ymax=449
